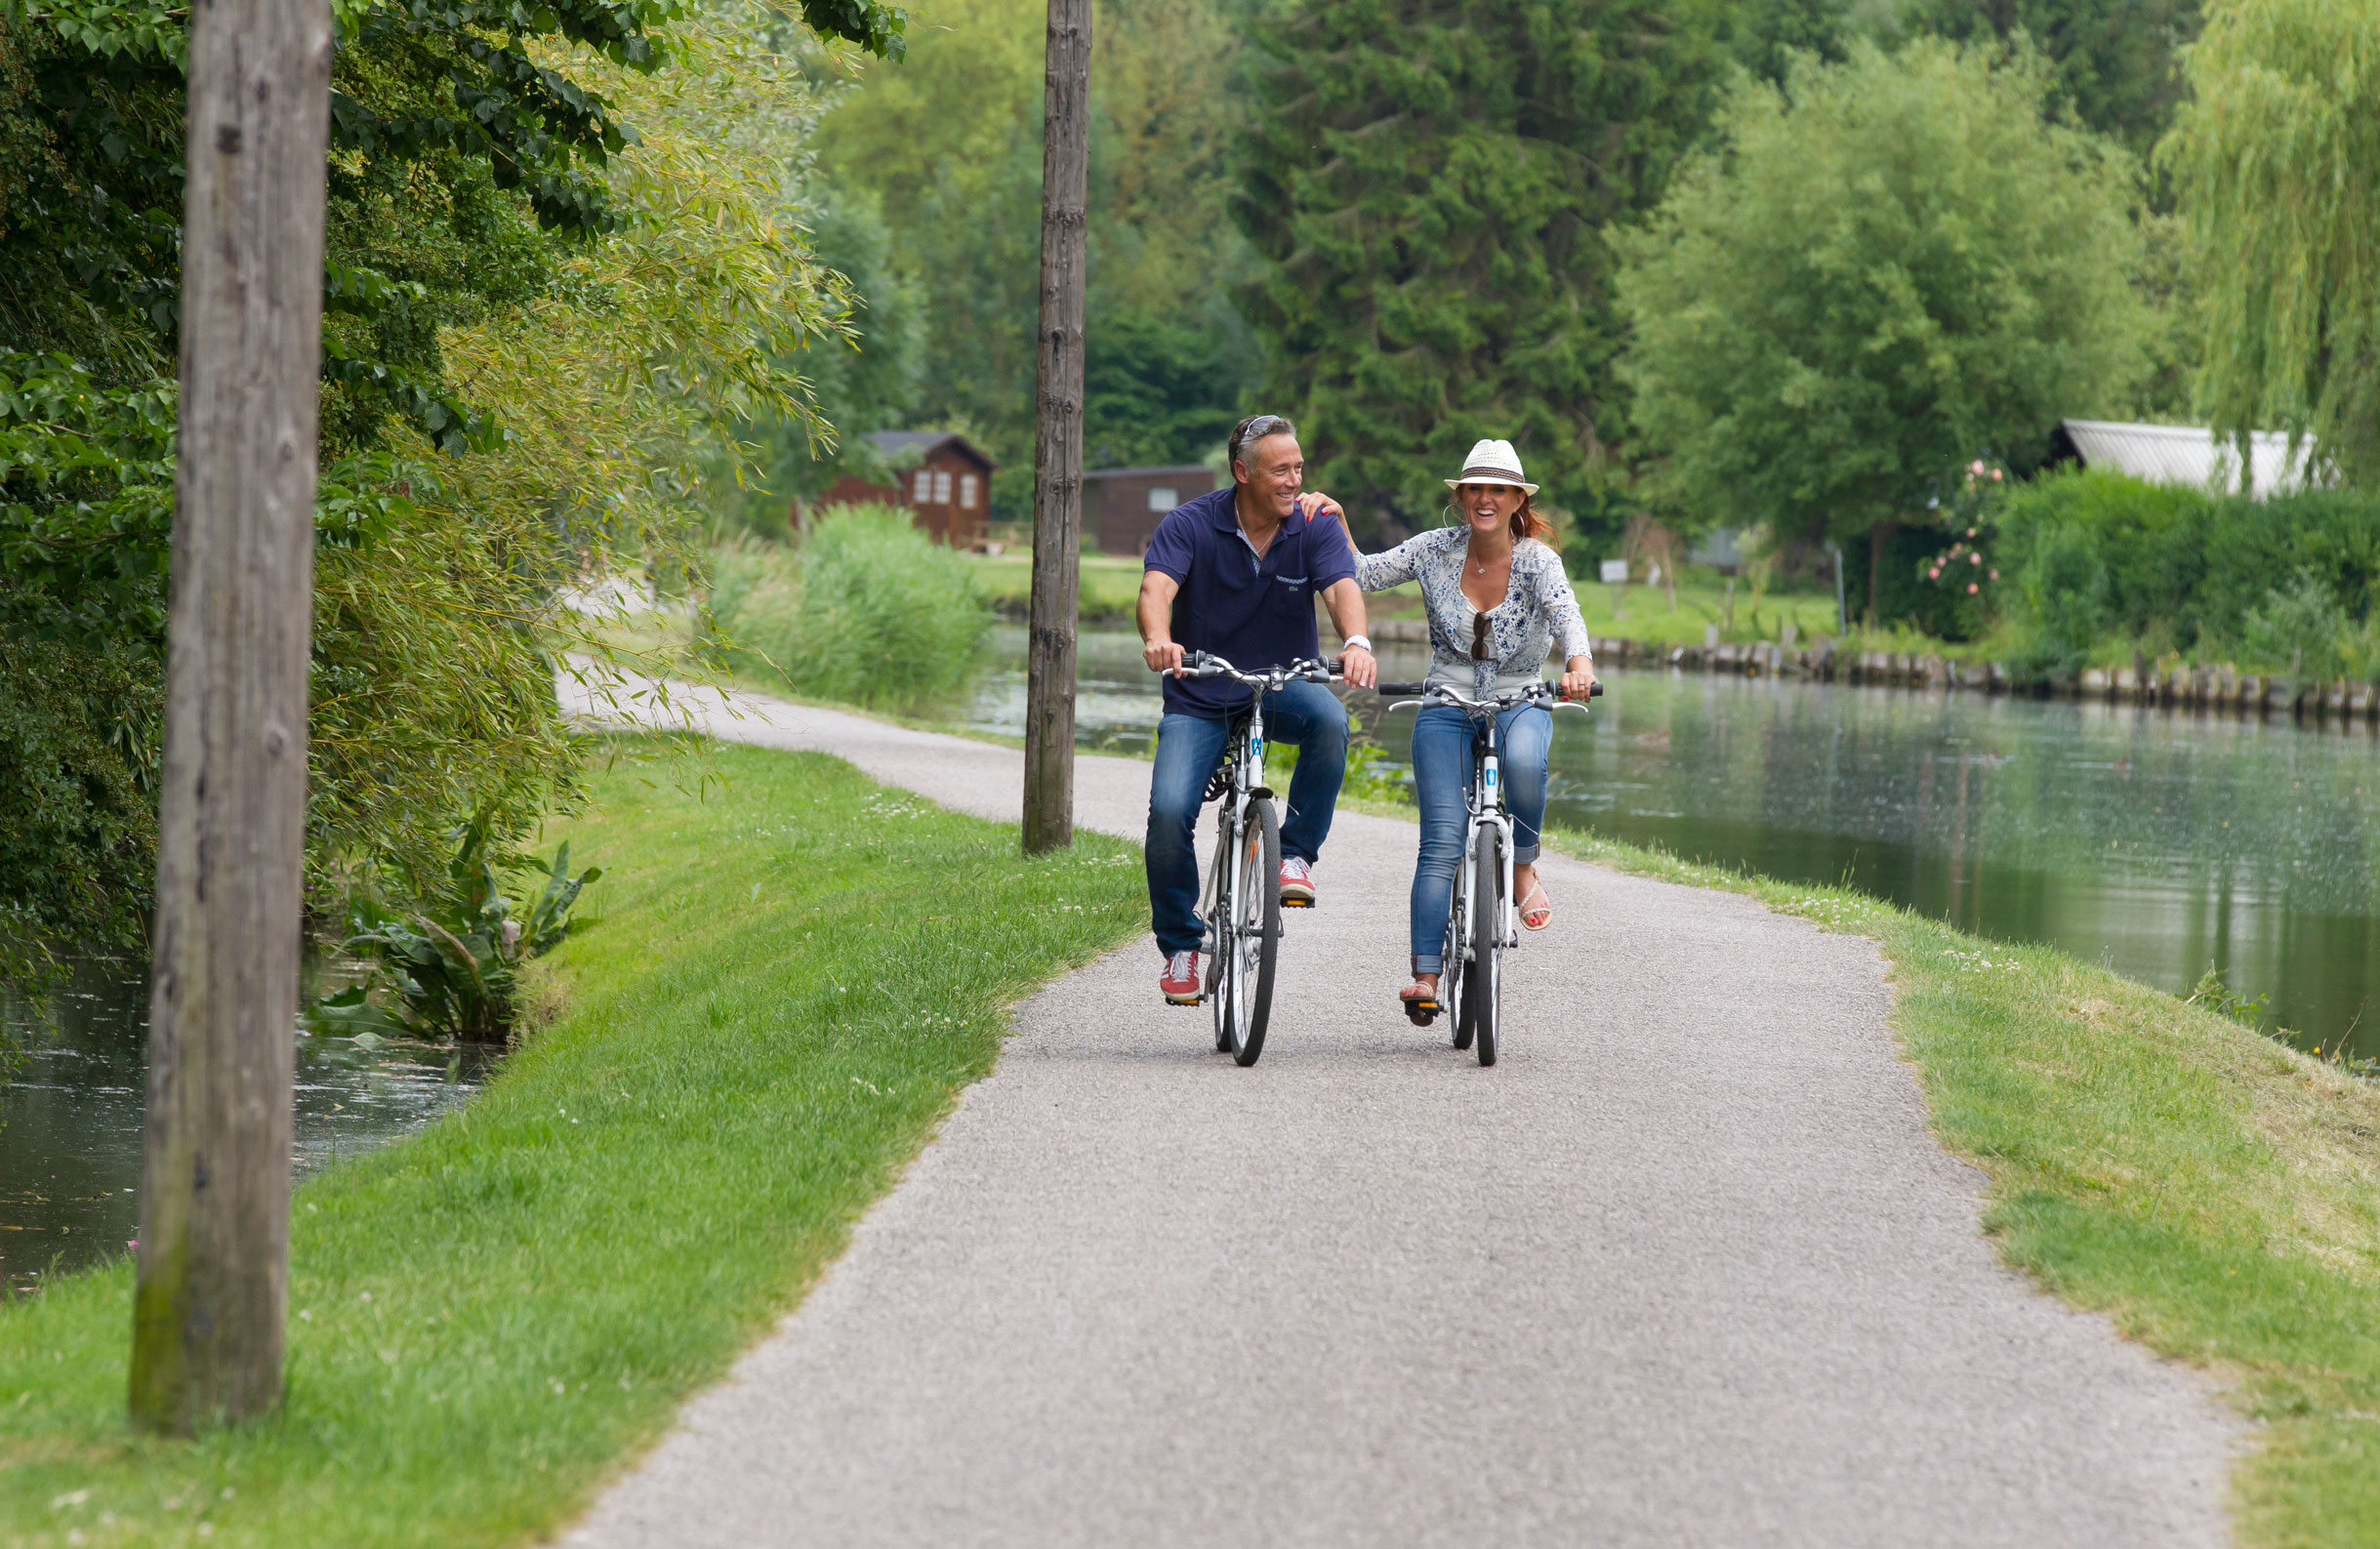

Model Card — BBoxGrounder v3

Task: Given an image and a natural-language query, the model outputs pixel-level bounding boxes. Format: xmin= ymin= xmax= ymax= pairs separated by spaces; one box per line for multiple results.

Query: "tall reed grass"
xmin=709 ymin=504 xmax=991 ymax=711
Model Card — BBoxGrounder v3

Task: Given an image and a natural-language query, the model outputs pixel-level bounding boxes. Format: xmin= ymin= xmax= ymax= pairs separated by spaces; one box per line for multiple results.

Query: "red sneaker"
xmin=1279 ymin=856 xmax=1316 ymax=907
xmin=1160 ymin=949 xmax=1202 ymax=1005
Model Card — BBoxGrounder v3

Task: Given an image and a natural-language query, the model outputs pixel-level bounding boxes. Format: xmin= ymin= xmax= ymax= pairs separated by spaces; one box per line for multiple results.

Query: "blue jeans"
xmin=1145 ymin=680 xmax=1347 ymax=956
xmin=1409 ymin=702 xmax=1550 ymax=973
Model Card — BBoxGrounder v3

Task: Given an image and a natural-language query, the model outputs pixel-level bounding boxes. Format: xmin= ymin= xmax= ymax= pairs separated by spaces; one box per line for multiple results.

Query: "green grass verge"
xmin=1543 ymin=823 xmax=2380 ymax=1549
xmin=0 ymin=740 xmax=1144 ymax=1548
xmin=965 ymin=550 xmax=1146 ymax=622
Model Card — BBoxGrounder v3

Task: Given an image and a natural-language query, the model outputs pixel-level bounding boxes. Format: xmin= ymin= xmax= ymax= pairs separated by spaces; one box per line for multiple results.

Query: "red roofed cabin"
xmin=811 ymin=430 xmax=997 ymax=547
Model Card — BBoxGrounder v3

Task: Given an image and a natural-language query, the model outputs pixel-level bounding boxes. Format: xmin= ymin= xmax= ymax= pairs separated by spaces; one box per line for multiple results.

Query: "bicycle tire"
xmin=1228 ymin=798 xmax=1282 ymax=1066
xmin=1209 ymin=813 xmax=1236 ymax=1052
xmin=1472 ymin=823 xmax=1503 ymax=1067
xmin=1447 ymin=823 xmax=1465 ymax=1056
xmin=1448 ymin=859 xmax=1473 ymax=1050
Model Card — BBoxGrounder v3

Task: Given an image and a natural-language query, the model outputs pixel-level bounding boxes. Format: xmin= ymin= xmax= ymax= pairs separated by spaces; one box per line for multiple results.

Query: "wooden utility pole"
xmin=130 ymin=0 xmax=331 ymax=1433
xmin=1021 ymin=0 xmax=1089 ymax=855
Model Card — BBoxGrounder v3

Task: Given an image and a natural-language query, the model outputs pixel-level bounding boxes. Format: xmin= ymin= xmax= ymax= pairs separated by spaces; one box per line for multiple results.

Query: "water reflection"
xmin=971 ymin=627 xmax=2380 ymax=1058
xmin=2 ymin=960 xmax=498 ymax=1294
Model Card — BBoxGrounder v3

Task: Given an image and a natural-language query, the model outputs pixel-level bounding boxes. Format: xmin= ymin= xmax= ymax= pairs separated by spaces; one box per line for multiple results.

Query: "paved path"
xmin=559 ymin=670 xmax=2236 ymax=1548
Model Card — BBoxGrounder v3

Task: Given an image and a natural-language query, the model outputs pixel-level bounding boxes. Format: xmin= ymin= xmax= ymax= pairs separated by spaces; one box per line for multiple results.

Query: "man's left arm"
xmin=1320 ymin=578 xmax=1375 ymax=689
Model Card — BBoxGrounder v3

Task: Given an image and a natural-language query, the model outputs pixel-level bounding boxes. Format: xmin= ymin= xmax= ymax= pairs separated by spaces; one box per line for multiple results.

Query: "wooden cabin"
xmin=811 ymin=430 xmax=998 ymax=547
xmin=1086 ymin=464 xmax=1217 ymax=554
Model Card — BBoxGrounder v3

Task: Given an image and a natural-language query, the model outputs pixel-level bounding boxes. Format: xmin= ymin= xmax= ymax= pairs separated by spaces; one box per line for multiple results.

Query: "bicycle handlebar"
xmin=1165 ymin=649 xmax=1340 ymax=687
xmin=1375 ymin=679 xmax=1604 ymax=705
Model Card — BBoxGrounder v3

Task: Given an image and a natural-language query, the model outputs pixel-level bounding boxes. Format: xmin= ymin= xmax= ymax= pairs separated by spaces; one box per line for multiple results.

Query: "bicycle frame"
xmin=1457 ymin=714 xmax=1520 ymax=959
xmin=1159 ymin=649 xmax=1340 ymax=1063
xmin=1197 ymin=696 xmax=1271 ymax=935
xmin=1378 ymin=677 xmax=1598 ymax=976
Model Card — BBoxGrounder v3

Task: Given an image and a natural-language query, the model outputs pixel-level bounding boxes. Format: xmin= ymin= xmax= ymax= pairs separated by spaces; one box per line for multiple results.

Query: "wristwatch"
xmin=1343 ymin=634 xmax=1373 ymax=653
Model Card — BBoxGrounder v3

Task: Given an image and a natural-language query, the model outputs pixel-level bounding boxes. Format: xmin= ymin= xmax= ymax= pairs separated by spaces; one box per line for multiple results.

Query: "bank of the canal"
xmin=970 ymin=627 xmax=2380 ymax=1061
xmin=0 ymin=741 xmax=1147 ymax=1548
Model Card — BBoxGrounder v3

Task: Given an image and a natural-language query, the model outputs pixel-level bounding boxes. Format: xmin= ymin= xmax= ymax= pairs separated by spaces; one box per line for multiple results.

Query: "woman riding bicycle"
xmin=1318 ymin=439 xmax=1595 ymax=1024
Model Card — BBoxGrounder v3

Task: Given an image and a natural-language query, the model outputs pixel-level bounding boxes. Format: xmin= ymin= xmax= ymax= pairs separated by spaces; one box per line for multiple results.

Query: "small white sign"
xmin=1147 ymin=487 xmax=1179 ymax=512
xmin=1599 ymin=558 xmax=1628 ymax=585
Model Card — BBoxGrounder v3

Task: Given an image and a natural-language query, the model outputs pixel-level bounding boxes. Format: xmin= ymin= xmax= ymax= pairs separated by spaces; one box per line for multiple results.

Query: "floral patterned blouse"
xmin=1354 ymin=528 xmax=1594 ymax=697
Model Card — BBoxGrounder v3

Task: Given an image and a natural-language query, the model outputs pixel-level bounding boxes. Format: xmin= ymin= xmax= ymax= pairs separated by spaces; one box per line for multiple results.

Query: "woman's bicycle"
xmin=1163 ymin=649 xmax=1342 ymax=1067
xmin=1376 ymin=677 xmax=1601 ymax=1066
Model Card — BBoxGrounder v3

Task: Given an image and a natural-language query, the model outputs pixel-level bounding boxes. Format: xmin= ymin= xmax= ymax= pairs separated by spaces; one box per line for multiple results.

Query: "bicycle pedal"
xmin=1280 ymin=897 xmax=1314 ymax=909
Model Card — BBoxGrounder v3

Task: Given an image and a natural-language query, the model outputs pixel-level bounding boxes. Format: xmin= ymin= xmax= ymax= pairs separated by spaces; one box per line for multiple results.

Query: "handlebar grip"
xmin=1588 ymin=680 xmax=1605 ymax=698
xmin=1377 ymin=682 xmax=1428 ymax=695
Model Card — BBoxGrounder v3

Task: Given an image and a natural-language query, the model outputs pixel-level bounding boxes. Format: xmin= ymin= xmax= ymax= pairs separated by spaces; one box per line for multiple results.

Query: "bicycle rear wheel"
xmin=1471 ymin=823 xmax=1503 ymax=1067
xmin=1226 ymin=798 xmax=1282 ymax=1066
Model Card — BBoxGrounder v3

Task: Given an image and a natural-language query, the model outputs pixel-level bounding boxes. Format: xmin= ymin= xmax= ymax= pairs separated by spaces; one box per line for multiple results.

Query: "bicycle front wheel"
xmin=1209 ymin=811 xmax=1237 ymax=1052
xmin=1226 ymin=798 xmax=1282 ymax=1066
xmin=1470 ymin=823 xmax=1503 ymax=1067
xmin=1448 ymin=858 xmax=1473 ymax=1051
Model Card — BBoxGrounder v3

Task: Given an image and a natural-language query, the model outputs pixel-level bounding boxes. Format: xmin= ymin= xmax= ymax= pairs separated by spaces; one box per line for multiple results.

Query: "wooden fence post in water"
xmin=1022 ymin=0 xmax=1089 ymax=855
xmin=130 ymin=0 xmax=332 ymax=1433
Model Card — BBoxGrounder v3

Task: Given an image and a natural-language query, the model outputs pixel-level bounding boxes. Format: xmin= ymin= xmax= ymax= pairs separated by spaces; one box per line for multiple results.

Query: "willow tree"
xmin=2161 ymin=0 xmax=2380 ymax=486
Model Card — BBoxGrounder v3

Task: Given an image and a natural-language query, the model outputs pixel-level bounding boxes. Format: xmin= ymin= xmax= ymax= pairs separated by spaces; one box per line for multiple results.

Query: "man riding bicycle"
xmin=1137 ymin=414 xmax=1378 ymax=1006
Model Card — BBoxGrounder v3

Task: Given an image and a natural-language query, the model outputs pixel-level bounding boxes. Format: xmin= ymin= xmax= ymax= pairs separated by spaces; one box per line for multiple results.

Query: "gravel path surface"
xmin=560 ymin=669 xmax=2237 ymax=1548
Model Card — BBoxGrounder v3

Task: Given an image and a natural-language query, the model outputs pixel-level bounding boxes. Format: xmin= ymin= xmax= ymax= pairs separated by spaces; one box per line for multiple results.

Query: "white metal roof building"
xmin=2056 ymin=419 xmax=2323 ymax=500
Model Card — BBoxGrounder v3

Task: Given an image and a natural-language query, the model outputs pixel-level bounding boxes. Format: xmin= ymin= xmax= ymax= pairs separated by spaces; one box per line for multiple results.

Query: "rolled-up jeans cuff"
xmin=1511 ymin=841 xmax=1539 ymax=865
xmin=1413 ymin=954 xmax=1443 ymax=975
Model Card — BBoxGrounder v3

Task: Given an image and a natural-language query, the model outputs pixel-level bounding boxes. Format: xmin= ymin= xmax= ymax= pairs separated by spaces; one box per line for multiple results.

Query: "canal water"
xmin=971 ymin=628 xmax=2380 ymax=1060
xmin=2 ymin=960 xmax=498 ymax=1294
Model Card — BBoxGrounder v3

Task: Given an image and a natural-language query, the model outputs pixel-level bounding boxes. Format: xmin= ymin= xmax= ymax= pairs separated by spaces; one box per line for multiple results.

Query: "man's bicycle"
xmin=1375 ymin=677 xmax=1601 ymax=1066
xmin=1163 ymin=649 xmax=1342 ymax=1067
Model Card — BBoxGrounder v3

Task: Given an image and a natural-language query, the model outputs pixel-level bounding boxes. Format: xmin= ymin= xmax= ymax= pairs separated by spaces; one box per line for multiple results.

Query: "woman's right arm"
xmin=1351 ymin=530 xmax=1431 ymax=593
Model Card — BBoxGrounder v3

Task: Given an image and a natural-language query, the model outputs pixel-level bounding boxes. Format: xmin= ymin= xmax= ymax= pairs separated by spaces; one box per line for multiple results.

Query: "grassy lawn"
xmin=0 ymin=741 xmax=1144 ymax=1548
xmin=1544 ymin=824 xmax=2380 ymax=1549
xmin=964 ymin=549 xmax=1146 ymax=622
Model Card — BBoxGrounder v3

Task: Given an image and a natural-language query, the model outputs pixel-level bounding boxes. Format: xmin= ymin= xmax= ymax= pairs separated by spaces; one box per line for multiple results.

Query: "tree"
xmin=0 ymin=0 xmax=884 ymax=976
xmin=1614 ymin=38 xmax=2154 ymax=612
xmin=1894 ymin=0 xmax=2204 ymax=160
xmin=1232 ymin=0 xmax=1732 ymax=544
xmin=815 ymin=0 xmax=1256 ymax=498
xmin=2160 ymin=0 xmax=2380 ymax=488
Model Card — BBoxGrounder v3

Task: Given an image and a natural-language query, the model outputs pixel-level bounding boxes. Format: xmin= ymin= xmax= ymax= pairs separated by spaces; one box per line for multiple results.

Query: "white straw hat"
xmin=1444 ymin=438 xmax=1539 ymax=496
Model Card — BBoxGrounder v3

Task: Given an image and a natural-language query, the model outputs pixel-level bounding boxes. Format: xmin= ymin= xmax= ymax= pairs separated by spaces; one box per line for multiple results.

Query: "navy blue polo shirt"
xmin=1143 ymin=487 xmax=1357 ymax=716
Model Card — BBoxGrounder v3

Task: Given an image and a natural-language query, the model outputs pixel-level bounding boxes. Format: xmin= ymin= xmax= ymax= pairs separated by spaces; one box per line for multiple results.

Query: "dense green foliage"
xmin=2160 ymin=0 xmax=2380 ymax=486
xmin=1615 ymin=39 xmax=2154 ymax=561
xmin=1992 ymin=468 xmax=2380 ymax=676
xmin=709 ymin=505 xmax=992 ymax=709
xmin=0 ymin=744 xmax=1146 ymax=1546
xmin=1894 ymin=0 xmax=2203 ymax=158
xmin=1233 ymin=0 xmax=1735 ymax=543
xmin=309 ymin=821 xmax=602 ymax=1040
xmin=0 ymin=0 xmax=884 ymax=969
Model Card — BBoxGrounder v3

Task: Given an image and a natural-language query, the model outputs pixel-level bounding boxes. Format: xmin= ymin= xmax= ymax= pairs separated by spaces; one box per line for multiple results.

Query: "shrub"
xmin=1994 ymin=468 xmax=2380 ymax=676
xmin=307 ymin=817 xmax=600 ymax=1042
xmin=709 ymin=505 xmax=990 ymax=711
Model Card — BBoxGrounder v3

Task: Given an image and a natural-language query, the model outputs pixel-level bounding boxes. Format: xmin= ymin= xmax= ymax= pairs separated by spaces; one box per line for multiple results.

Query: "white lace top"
xmin=1354 ymin=529 xmax=1594 ymax=696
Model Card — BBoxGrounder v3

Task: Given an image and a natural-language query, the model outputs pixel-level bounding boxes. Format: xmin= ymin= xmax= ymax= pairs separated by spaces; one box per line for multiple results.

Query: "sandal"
xmin=1399 ymin=979 xmax=1440 ymax=1028
xmin=1518 ymin=881 xmax=1552 ymax=932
